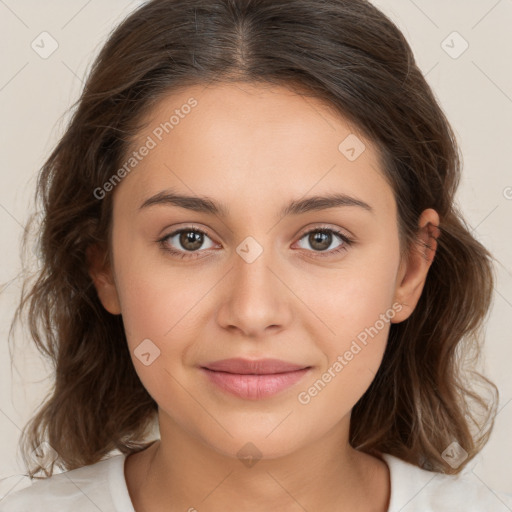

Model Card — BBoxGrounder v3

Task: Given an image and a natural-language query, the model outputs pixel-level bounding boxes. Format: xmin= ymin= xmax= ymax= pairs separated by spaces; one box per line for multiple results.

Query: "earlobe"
xmin=86 ymin=243 xmax=122 ymax=315
xmin=391 ymin=208 xmax=440 ymax=324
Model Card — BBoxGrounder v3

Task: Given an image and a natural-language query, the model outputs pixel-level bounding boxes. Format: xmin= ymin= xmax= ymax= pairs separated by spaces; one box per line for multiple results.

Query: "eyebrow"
xmin=139 ymin=189 xmax=374 ymax=217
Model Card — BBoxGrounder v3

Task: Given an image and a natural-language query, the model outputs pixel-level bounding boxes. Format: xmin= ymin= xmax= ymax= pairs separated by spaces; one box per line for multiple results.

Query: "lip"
xmin=200 ymin=358 xmax=311 ymax=400
xmin=202 ymin=357 xmax=309 ymax=374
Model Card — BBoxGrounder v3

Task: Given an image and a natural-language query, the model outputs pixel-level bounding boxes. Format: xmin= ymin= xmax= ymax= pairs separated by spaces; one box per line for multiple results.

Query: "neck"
xmin=124 ymin=415 xmax=390 ymax=512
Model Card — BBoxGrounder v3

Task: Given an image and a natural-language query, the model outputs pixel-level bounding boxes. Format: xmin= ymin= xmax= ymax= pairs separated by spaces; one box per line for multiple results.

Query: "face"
xmin=89 ymin=82 xmax=436 ymax=460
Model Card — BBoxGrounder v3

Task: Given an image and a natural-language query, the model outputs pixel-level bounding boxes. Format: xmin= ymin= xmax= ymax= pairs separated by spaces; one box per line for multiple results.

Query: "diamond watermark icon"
xmin=441 ymin=31 xmax=469 ymax=59
xmin=338 ymin=134 xmax=366 ymax=161
xmin=236 ymin=442 xmax=263 ymax=468
xmin=236 ymin=236 xmax=263 ymax=264
xmin=134 ymin=338 xmax=161 ymax=366
xmin=30 ymin=441 xmax=59 ymax=466
xmin=441 ymin=441 xmax=468 ymax=469
xmin=31 ymin=31 xmax=59 ymax=59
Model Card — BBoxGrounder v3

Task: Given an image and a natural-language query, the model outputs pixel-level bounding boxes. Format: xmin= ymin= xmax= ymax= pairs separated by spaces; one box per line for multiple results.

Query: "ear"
xmin=391 ymin=208 xmax=440 ymax=324
xmin=86 ymin=243 xmax=122 ymax=315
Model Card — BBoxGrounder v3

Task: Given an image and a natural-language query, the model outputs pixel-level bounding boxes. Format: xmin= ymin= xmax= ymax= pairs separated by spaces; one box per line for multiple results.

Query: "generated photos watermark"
xmin=297 ymin=302 xmax=403 ymax=405
xmin=93 ymin=97 xmax=198 ymax=200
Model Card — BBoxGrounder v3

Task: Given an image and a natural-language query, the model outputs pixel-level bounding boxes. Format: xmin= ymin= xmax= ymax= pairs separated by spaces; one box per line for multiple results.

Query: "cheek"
xmin=297 ymin=244 xmax=400 ymax=393
xmin=112 ymin=223 xmax=208 ymax=333
xmin=301 ymin=249 xmax=400 ymax=342
xmin=296 ymin=274 xmax=395 ymax=416
xmin=117 ymin=265 xmax=205 ymax=353
xmin=114 ymin=257 xmax=207 ymax=406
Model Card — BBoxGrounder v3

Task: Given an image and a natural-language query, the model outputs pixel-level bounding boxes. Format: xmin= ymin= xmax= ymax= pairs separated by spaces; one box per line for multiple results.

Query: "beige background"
xmin=1 ymin=0 xmax=511 ymax=501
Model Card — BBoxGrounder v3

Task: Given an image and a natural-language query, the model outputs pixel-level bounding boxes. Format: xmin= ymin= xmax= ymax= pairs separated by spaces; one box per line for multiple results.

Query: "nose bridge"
xmin=217 ymin=234 xmax=290 ymax=335
xmin=233 ymin=234 xmax=280 ymax=307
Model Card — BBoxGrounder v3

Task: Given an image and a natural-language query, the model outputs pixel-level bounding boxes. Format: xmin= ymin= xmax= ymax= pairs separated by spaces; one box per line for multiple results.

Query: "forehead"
xmin=112 ymin=82 xmax=396 ymax=222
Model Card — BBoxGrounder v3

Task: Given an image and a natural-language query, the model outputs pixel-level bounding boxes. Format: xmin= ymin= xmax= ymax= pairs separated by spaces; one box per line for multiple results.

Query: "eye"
xmin=295 ymin=227 xmax=353 ymax=257
xmin=157 ymin=225 xmax=354 ymax=260
xmin=158 ymin=227 xmax=216 ymax=259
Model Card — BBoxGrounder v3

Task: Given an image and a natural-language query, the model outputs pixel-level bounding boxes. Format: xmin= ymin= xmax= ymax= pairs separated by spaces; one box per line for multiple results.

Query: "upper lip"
xmin=202 ymin=358 xmax=310 ymax=375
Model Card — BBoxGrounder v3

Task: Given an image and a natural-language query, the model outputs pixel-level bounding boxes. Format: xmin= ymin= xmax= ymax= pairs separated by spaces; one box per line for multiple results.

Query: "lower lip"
xmin=200 ymin=367 xmax=310 ymax=400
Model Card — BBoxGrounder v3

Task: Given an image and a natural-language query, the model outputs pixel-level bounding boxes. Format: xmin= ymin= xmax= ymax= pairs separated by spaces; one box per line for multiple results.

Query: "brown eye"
xmin=295 ymin=227 xmax=353 ymax=258
xmin=179 ymin=230 xmax=205 ymax=251
xmin=307 ymin=231 xmax=333 ymax=251
xmin=160 ymin=227 xmax=215 ymax=256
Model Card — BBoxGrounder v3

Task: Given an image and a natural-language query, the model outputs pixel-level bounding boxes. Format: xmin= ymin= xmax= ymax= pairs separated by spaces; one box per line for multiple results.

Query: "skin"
xmin=88 ymin=82 xmax=439 ymax=512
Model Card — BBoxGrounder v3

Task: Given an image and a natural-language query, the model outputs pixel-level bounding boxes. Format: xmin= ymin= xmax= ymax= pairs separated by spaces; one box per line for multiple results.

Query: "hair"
xmin=8 ymin=0 xmax=498 ymax=479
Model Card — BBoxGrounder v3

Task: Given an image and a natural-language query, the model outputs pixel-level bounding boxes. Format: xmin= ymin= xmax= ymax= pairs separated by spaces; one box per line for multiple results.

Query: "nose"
xmin=215 ymin=239 xmax=293 ymax=338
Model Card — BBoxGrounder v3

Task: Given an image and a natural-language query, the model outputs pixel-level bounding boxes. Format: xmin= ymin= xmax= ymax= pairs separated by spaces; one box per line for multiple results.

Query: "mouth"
xmin=200 ymin=358 xmax=311 ymax=400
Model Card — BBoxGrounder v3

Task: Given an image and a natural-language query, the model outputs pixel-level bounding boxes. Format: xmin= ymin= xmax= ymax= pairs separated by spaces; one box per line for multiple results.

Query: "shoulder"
xmin=0 ymin=453 xmax=129 ymax=512
xmin=382 ymin=453 xmax=512 ymax=512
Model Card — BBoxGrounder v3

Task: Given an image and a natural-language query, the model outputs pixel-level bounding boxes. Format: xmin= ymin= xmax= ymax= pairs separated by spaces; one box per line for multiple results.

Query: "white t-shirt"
xmin=1 ymin=452 xmax=511 ymax=511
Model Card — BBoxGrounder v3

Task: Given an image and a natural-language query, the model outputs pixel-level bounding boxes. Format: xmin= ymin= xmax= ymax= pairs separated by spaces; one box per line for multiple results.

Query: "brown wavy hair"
xmin=8 ymin=0 xmax=498 ymax=479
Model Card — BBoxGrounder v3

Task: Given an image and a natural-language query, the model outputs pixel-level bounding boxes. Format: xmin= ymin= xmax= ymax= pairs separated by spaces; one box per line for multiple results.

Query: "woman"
xmin=3 ymin=0 xmax=510 ymax=510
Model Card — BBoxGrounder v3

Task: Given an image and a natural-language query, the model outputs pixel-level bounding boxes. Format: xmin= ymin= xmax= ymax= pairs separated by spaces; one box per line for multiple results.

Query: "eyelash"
xmin=157 ymin=225 xmax=354 ymax=260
